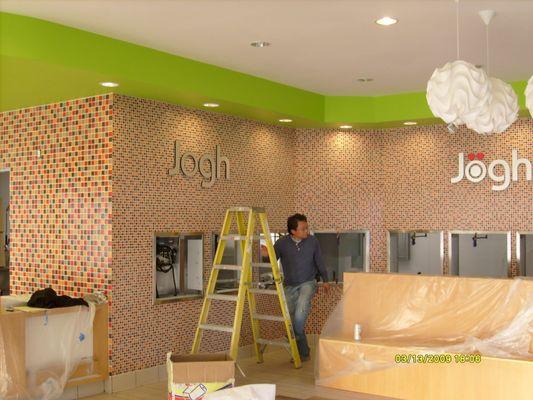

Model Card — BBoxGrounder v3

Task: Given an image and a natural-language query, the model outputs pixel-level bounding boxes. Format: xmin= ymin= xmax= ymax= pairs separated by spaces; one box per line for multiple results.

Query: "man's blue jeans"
xmin=284 ymin=280 xmax=317 ymax=358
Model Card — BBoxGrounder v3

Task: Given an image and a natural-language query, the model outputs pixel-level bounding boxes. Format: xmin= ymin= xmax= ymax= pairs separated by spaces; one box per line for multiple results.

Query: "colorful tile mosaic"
xmin=294 ymin=120 xmax=533 ymax=277
xmin=0 ymin=95 xmax=113 ymax=298
xmin=111 ymin=94 xmax=296 ymax=374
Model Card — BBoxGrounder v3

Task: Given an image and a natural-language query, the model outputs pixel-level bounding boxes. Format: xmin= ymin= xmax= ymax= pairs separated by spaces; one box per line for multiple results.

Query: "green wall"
xmin=1 ymin=12 xmax=530 ymax=127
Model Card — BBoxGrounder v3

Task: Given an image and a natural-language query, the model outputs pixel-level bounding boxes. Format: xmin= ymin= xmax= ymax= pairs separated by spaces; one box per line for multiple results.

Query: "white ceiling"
xmin=1 ymin=0 xmax=532 ymax=95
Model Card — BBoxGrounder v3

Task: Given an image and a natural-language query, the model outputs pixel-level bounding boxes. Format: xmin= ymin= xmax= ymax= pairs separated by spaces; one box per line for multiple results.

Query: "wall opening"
xmin=313 ymin=231 xmax=370 ymax=282
xmin=154 ymin=232 xmax=203 ymax=303
xmin=388 ymin=230 xmax=443 ymax=275
xmin=517 ymin=232 xmax=533 ymax=277
xmin=449 ymin=231 xmax=511 ymax=278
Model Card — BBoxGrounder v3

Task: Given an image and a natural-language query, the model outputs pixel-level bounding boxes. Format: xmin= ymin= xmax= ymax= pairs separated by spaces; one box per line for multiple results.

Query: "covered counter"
xmin=316 ymin=273 xmax=533 ymax=400
xmin=0 ymin=301 xmax=108 ymax=399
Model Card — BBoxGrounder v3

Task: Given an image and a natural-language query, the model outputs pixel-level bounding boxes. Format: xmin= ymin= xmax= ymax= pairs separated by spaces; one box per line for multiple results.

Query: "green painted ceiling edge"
xmin=1 ymin=12 xmax=530 ymax=128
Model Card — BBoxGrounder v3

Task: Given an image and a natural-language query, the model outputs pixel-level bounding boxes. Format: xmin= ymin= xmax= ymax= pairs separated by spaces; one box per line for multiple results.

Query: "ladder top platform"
xmin=228 ymin=207 xmax=266 ymax=213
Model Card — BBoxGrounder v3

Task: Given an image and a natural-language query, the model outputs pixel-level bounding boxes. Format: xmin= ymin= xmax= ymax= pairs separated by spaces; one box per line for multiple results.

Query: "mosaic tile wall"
xmin=294 ymin=119 xmax=533 ymax=279
xmin=110 ymin=95 xmax=533 ymax=374
xmin=111 ymin=94 xmax=297 ymax=374
xmin=0 ymin=95 xmax=113 ymax=297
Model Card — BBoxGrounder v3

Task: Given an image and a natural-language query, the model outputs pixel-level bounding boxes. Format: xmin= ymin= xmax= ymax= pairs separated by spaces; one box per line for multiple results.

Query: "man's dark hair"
xmin=287 ymin=213 xmax=307 ymax=234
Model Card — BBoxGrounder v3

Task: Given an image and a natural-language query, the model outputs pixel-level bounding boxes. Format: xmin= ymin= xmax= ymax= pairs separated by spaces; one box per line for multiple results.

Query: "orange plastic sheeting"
xmin=317 ymin=273 xmax=533 ymax=384
xmin=317 ymin=337 xmax=533 ymax=400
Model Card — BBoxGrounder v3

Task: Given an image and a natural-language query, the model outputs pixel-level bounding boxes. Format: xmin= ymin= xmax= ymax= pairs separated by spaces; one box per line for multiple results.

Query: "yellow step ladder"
xmin=191 ymin=207 xmax=301 ymax=368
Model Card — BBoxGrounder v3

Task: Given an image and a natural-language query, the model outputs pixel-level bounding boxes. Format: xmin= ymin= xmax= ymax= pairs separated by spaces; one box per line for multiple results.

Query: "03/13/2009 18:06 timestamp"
xmin=395 ymin=354 xmax=482 ymax=364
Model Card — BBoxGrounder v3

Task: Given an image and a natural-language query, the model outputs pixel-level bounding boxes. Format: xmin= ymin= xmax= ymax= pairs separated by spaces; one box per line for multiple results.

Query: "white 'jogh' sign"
xmin=451 ymin=149 xmax=532 ymax=191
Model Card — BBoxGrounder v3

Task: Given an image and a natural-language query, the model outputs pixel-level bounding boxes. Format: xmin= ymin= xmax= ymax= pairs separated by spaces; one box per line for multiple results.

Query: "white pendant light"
xmin=427 ymin=4 xmax=519 ymax=135
xmin=526 ymin=76 xmax=533 ymax=117
xmin=426 ymin=1 xmax=491 ymax=130
xmin=465 ymin=77 xmax=519 ymax=135
xmin=427 ymin=60 xmax=492 ymax=128
xmin=468 ymin=10 xmax=518 ymax=134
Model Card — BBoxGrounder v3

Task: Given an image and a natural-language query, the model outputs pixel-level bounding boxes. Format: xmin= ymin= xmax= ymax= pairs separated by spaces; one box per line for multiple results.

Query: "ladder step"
xmin=256 ymin=338 xmax=291 ymax=348
xmin=221 ymin=234 xmax=265 ymax=241
xmin=252 ymin=313 xmax=286 ymax=322
xmin=228 ymin=207 xmax=252 ymax=212
xmin=251 ymin=263 xmax=274 ymax=268
xmin=215 ymin=288 xmax=239 ymax=294
xmin=214 ymin=264 xmax=242 ymax=271
xmin=207 ymin=294 xmax=238 ymax=301
xmin=249 ymin=288 xmax=278 ymax=295
xmin=199 ymin=324 xmax=234 ymax=333
xmin=216 ymin=278 xmax=238 ymax=283
xmin=228 ymin=207 xmax=266 ymax=213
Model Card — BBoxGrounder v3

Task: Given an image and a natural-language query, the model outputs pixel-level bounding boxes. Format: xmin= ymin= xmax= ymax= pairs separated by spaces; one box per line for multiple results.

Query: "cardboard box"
xmin=167 ymin=352 xmax=235 ymax=400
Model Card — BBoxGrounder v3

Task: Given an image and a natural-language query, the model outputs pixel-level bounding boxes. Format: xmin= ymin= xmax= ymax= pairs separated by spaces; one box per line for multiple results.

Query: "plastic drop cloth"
xmin=204 ymin=384 xmax=276 ymax=400
xmin=316 ymin=273 xmax=533 ymax=385
xmin=0 ymin=303 xmax=96 ymax=400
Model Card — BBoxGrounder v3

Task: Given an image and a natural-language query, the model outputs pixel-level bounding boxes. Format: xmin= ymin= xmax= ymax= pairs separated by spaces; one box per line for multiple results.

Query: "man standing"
xmin=274 ymin=213 xmax=329 ymax=361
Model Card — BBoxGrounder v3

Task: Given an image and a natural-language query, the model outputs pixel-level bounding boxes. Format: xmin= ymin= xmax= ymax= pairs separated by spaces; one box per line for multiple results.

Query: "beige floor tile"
xmin=83 ymin=349 xmax=396 ymax=400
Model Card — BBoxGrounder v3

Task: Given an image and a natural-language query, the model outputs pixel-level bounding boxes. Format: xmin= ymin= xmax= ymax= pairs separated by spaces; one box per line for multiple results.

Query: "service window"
xmin=449 ymin=231 xmax=510 ymax=278
xmin=388 ymin=230 xmax=443 ymax=275
xmin=212 ymin=233 xmax=242 ymax=293
xmin=258 ymin=232 xmax=286 ymax=287
xmin=211 ymin=232 xmax=285 ymax=292
xmin=517 ymin=233 xmax=533 ymax=277
xmin=154 ymin=232 xmax=203 ymax=303
xmin=313 ymin=231 xmax=369 ymax=283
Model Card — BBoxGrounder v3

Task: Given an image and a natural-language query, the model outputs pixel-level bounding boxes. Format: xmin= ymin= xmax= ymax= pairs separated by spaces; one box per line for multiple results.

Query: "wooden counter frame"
xmin=0 ymin=303 xmax=109 ymax=395
xmin=316 ymin=272 xmax=533 ymax=400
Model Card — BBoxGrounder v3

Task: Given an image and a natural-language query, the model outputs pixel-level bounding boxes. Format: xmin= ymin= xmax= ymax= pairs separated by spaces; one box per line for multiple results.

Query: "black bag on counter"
xmin=27 ymin=287 xmax=88 ymax=309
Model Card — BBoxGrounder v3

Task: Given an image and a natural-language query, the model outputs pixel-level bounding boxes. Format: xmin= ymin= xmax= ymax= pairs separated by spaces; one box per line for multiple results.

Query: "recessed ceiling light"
xmin=339 ymin=125 xmax=352 ymax=129
xmin=251 ymin=41 xmax=271 ymax=48
xmin=279 ymin=118 xmax=292 ymax=123
xmin=403 ymin=121 xmax=418 ymax=126
xmin=99 ymin=82 xmax=119 ymax=88
xmin=375 ymin=16 xmax=398 ymax=26
xmin=203 ymin=103 xmax=220 ymax=108
xmin=356 ymin=78 xmax=374 ymax=83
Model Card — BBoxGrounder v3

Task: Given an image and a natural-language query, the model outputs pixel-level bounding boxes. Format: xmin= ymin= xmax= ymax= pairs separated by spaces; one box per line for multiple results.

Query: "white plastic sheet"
xmin=204 ymin=384 xmax=276 ymax=400
xmin=0 ymin=303 xmax=95 ymax=400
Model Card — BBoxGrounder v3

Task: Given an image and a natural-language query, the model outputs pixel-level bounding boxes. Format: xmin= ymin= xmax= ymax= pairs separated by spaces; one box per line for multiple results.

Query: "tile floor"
xmin=85 ymin=349 xmax=394 ymax=400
